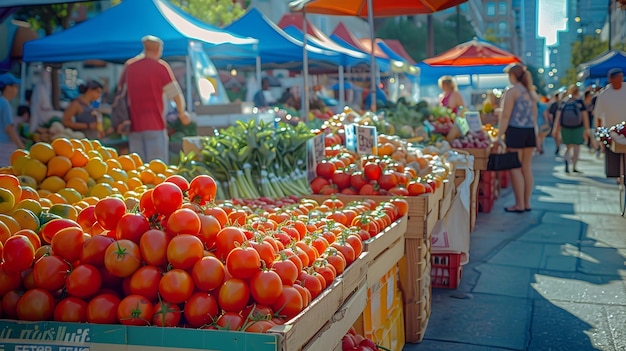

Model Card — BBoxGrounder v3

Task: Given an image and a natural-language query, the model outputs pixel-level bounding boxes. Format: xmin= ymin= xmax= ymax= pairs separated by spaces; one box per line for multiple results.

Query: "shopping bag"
xmin=487 ymin=146 xmax=521 ymax=171
xmin=431 ymin=194 xmax=470 ymax=265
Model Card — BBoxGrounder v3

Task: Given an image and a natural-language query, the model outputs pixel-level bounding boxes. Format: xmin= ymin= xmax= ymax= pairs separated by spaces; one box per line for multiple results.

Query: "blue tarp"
xmin=578 ymin=50 xmax=626 ymax=81
xmin=22 ymin=0 xmax=258 ymax=63
xmin=415 ymin=62 xmax=510 ymax=86
xmin=219 ymin=8 xmax=340 ymax=69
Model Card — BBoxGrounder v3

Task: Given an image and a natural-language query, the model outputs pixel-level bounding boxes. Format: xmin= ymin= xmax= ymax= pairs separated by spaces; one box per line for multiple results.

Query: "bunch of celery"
xmin=187 ymin=119 xmax=313 ymax=200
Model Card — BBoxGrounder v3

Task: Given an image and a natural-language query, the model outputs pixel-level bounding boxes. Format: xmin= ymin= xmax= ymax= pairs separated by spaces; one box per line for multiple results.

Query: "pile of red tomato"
xmin=342 ymin=327 xmax=381 ymax=351
xmin=0 ymin=174 xmax=408 ymax=334
xmin=311 ymin=155 xmax=440 ymax=197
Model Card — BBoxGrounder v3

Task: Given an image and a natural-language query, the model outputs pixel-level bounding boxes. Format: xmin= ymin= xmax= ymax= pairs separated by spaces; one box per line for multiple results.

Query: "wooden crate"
xmin=611 ymin=139 xmax=626 ymax=153
xmin=268 ymin=252 xmax=367 ymax=351
xmin=363 ymin=216 xmax=407 ymax=261
xmin=302 ymin=282 xmax=368 ymax=351
xmin=367 ymin=236 xmax=405 ymax=288
xmin=454 ymin=147 xmax=491 ymax=171
xmin=399 ymin=237 xmax=431 ymax=343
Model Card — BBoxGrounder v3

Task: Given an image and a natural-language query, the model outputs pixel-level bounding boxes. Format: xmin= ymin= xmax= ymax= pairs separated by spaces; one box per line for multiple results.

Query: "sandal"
xmin=504 ymin=207 xmax=525 ymax=213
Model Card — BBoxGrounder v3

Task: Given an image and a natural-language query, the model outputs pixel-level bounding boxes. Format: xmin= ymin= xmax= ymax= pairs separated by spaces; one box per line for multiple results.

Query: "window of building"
xmin=498 ymin=21 xmax=507 ymax=33
xmin=486 ymin=2 xmax=495 ymax=16
xmin=498 ymin=1 xmax=507 ymax=15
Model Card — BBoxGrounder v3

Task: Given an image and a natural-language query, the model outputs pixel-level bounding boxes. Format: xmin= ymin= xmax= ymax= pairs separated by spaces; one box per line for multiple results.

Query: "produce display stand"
xmin=455 ymin=147 xmax=491 ymax=171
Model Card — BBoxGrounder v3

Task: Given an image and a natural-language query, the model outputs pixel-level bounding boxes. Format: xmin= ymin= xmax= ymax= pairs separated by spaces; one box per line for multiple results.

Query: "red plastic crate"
xmin=477 ymin=180 xmax=497 ymax=198
xmin=431 ymin=253 xmax=463 ymax=289
xmin=479 ymin=170 xmax=497 ymax=183
xmin=477 ymin=196 xmax=494 ymax=213
xmin=498 ymin=170 xmax=510 ymax=189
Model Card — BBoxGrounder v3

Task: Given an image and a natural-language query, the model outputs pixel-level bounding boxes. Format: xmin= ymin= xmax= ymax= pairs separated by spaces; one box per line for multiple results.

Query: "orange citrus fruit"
xmin=22 ymin=159 xmax=47 ymax=183
xmin=46 ymin=155 xmax=72 ymax=178
xmin=106 ymin=159 xmax=122 ymax=170
xmin=40 ymin=176 xmax=66 ymax=193
xmin=126 ymin=177 xmax=143 ymax=191
xmin=85 ymin=158 xmax=108 ymax=180
xmin=148 ymin=159 xmax=168 ymax=174
xmin=66 ymin=177 xmax=89 ymax=196
xmin=139 ymin=169 xmax=156 ymax=184
xmin=0 ymin=214 xmax=20 ymax=235
xmin=47 ymin=193 xmax=68 ymax=205
xmin=10 ymin=149 xmax=29 ymax=165
xmin=51 ymin=138 xmax=74 ymax=158
xmin=129 ymin=153 xmax=143 ymax=168
xmin=38 ymin=197 xmax=53 ymax=209
xmin=63 ymin=167 xmax=90 ymax=183
xmin=11 ymin=208 xmax=39 ymax=232
xmin=117 ymin=155 xmax=137 ymax=171
xmin=70 ymin=148 xmax=89 ymax=167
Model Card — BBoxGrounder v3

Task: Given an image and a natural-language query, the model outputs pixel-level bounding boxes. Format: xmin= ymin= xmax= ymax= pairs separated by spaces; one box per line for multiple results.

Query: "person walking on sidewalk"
xmin=498 ymin=64 xmax=538 ymax=213
xmin=121 ymin=35 xmax=191 ymax=163
xmin=547 ymin=92 xmax=563 ymax=155
xmin=552 ymin=85 xmax=589 ymax=173
xmin=593 ymin=68 xmax=626 ymax=178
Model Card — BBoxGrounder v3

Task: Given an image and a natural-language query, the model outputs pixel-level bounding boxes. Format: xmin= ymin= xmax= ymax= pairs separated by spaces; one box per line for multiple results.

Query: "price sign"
xmin=344 ymin=124 xmax=357 ymax=152
xmin=464 ymin=111 xmax=483 ymax=132
xmin=306 ymin=133 xmax=325 ymax=182
xmin=455 ymin=116 xmax=470 ymax=136
xmin=356 ymin=125 xmax=378 ymax=155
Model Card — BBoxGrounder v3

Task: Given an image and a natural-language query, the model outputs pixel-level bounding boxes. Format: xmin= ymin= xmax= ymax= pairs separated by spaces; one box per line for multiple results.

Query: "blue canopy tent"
xmin=220 ymin=8 xmax=340 ymax=70
xmin=21 ymin=0 xmax=258 ymax=109
xmin=578 ymin=50 xmax=626 ymax=85
xmin=416 ymin=62 xmax=510 ymax=86
xmin=22 ymin=0 xmax=258 ymax=63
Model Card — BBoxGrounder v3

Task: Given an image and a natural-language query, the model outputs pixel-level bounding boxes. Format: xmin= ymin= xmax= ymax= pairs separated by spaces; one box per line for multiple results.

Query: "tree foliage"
xmin=169 ymin=0 xmax=244 ymax=27
xmin=376 ymin=14 xmax=476 ymax=62
xmin=561 ymin=35 xmax=626 ymax=85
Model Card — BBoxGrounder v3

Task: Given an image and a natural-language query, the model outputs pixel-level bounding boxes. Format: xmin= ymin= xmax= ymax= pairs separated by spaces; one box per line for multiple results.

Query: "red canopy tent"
xmin=422 ymin=38 xmax=521 ymax=66
xmin=332 ymin=22 xmax=389 ymax=59
xmin=383 ymin=39 xmax=416 ymax=65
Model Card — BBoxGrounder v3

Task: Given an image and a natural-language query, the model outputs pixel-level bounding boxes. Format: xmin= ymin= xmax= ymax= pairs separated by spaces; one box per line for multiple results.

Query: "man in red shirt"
xmin=122 ymin=35 xmax=191 ymax=163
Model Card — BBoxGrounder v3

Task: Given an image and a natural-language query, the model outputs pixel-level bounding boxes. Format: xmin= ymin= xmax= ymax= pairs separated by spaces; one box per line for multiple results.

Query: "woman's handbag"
xmin=487 ymin=145 xmax=521 ymax=171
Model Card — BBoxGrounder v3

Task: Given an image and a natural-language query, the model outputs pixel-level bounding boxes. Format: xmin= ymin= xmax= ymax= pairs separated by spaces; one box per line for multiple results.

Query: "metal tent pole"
xmin=367 ymin=0 xmax=376 ymax=111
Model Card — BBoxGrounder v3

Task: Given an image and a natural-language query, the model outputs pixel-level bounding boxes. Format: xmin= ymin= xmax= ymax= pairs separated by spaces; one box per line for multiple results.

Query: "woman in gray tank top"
xmin=62 ymin=80 xmax=104 ymax=140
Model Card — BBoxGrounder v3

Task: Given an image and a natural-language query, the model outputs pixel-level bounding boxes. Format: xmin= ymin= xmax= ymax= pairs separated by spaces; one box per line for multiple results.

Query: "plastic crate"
xmin=371 ymin=294 xmax=405 ymax=351
xmin=479 ymin=170 xmax=497 ymax=183
xmin=361 ymin=265 xmax=399 ymax=340
xmin=431 ymin=253 xmax=463 ymax=289
xmin=477 ymin=196 xmax=495 ymax=213
xmin=477 ymin=180 xmax=497 ymax=198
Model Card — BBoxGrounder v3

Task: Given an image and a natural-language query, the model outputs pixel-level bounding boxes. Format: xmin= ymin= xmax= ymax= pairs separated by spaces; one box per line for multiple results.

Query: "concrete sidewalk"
xmin=405 ymin=139 xmax=626 ymax=351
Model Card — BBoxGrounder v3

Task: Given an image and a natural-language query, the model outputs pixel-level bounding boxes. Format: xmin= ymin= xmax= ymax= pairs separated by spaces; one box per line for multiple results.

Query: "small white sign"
xmin=306 ymin=133 xmax=325 ymax=181
xmin=356 ymin=125 xmax=378 ymax=155
xmin=464 ymin=111 xmax=483 ymax=132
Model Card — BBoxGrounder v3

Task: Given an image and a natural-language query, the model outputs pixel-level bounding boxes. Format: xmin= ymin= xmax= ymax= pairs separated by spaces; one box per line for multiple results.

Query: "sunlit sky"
xmin=538 ymin=0 xmax=567 ymax=46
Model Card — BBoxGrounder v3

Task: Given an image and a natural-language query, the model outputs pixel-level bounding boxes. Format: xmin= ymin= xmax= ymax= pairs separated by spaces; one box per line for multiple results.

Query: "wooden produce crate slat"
xmin=364 ymin=216 xmax=407 ymax=260
xmin=302 ymin=282 xmax=368 ymax=351
xmin=399 ymin=237 xmax=432 ymax=344
xmin=367 ymin=237 xmax=405 ymax=288
xmin=269 ymin=252 xmax=367 ymax=351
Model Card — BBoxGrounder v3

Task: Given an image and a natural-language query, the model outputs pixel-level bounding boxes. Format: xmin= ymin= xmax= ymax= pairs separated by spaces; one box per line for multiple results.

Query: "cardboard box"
xmin=182 ymin=136 xmax=205 ymax=156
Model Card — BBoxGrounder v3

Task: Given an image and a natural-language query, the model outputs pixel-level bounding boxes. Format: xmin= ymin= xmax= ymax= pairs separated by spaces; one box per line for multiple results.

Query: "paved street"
xmin=405 ymin=138 xmax=626 ymax=351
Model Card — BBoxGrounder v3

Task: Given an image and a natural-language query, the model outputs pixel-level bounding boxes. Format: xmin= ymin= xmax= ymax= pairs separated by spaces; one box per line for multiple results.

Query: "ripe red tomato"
xmin=184 ymin=292 xmax=219 ymax=328
xmin=76 ymin=205 xmax=96 ymax=232
xmin=51 ymin=227 xmax=86 ymax=263
xmin=242 ymin=304 xmax=274 ymax=321
xmin=152 ymin=300 xmax=182 ymax=327
xmin=16 ymin=288 xmax=55 ymax=321
xmin=297 ymin=271 xmax=323 ymax=299
xmin=271 ymin=285 xmax=304 ymax=320
xmin=103 ymin=239 xmax=142 ymax=278
xmin=324 ymin=248 xmax=346 ymax=275
xmin=139 ymin=229 xmax=169 ymax=267
xmin=39 ymin=218 xmax=81 ymax=244
xmin=313 ymin=259 xmax=337 ymax=287
xmin=159 ymin=269 xmax=194 ymax=304
xmin=204 ymin=206 xmax=228 ymax=227
xmin=407 ymin=181 xmax=427 ymax=196
xmin=293 ymin=283 xmax=312 ymax=308
xmin=54 ymin=297 xmax=87 ymax=322
xmin=117 ymin=294 xmax=153 ymax=326
xmin=350 ymin=171 xmax=368 ymax=191
xmin=129 ymin=265 xmax=163 ymax=302
xmin=167 ymin=234 xmax=204 ymax=270
xmin=316 ymin=160 xmax=336 ymax=179
xmin=166 ymin=208 xmax=201 ymax=236
xmin=2 ymin=289 xmax=21 ymax=319
xmin=94 ymin=197 xmax=127 ymax=231
xmin=245 ymin=320 xmax=276 ymax=333
xmin=214 ymin=227 xmax=247 ymax=261
xmin=197 ymin=214 xmax=221 ymax=249
xmin=345 ymin=233 xmax=364 ymax=258
xmin=249 ymin=239 xmax=276 ymax=266
xmin=310 ymin=176 xmax=330 ymax=194
xmin=226 ymin=245 xmax=261 ymax=280
xmin=363 ymin=162 xmax=382 ymax=181
xmin=2 ymin=235 xmax=35 ymax=273
xmin=331 ymin=169 xmax=352 ymax=190
xmin=192 ymin=256 xmax=225 ymax=292
xmin=271 ymin=258 xmax=299 ymax=286
xmin=249 ymin=270 xmax=283 ymax=306
xmin=139 ymin=189 xmax=157 ymax=218
xmin=165 ymin=175 xmax=190 ymax=192
xmin=116 ymin=213 xmax=150 ymax=244
xmin=378 ymin=171 xmax=399 ymax=190
xmin=81 ymin=235 xmax=115 ymax=268
xmin=66 ymin=264 xmax=102 ymax=299
xmin=188 ymin=175 xmax=217 ymax=205
xmin=388 ymin=186 xmax=409 ymax=196
xmin=215 ymin=311 xmax=244 ymax=331
xmin=33 ymin=255 xmax=70 ymax=292
xmin=22 ymin=268 xmax=36 ymax=290
xmin=218 ymin=278 xmax=250 ymax=312
xmin=152 ymin=182 xmax=183 ymax=216
xmin=86 ymin=293 xmax=120 ymax=324
xmin=331 ymin=242 xmax=356 ymax=266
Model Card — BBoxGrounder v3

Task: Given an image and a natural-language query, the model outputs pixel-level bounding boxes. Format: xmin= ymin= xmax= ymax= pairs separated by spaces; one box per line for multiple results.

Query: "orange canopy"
xmin=422 ymin=38 xmax=521 ymax=66
xmin=292 ymin=0 xmax=467 ymax=18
